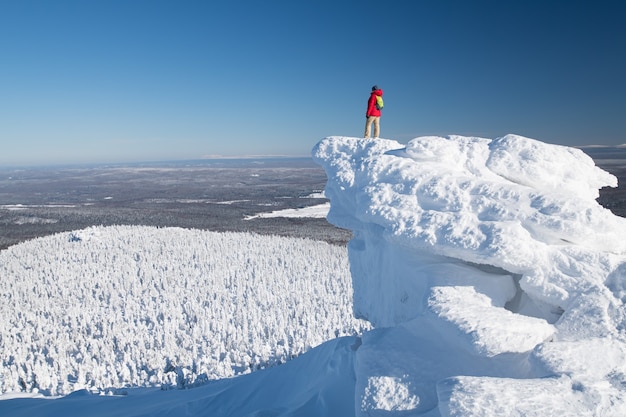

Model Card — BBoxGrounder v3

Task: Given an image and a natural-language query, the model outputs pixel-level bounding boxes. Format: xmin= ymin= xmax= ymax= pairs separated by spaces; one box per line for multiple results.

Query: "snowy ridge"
xmin=0 ymin=226 xmax=370 ymax=395
xmin=314 ymin=134 xmax=626 ymax=415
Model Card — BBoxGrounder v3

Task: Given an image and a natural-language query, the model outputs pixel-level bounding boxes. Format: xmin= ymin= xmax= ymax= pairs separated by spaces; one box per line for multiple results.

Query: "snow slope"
xmin=1 ymin=336 xmax=361 ymax=417
xmin=2 ymin=134 xmax=626 ymax=416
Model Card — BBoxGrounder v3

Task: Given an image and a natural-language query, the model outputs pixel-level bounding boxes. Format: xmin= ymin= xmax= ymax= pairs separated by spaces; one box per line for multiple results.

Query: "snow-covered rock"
xmin=314 ymin=134 xmax=626 ymax=415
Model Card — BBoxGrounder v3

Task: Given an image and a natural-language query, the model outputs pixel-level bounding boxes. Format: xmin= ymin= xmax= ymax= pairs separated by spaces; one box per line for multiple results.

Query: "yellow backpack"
xmin=375 ymin=95 xmax=384 ymax=110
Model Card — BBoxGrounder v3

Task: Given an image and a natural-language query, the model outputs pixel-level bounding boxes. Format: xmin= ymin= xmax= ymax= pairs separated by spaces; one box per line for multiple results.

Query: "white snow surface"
xmin=2 ymin=133 xmax=626 ymax=416
xmin=245 ymin=202 xmax=330 ymax=219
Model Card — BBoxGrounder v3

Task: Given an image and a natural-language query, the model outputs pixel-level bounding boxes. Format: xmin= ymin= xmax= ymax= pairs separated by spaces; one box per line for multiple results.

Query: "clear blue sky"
xmin=1 ymin=0 xmax=625 ymax=166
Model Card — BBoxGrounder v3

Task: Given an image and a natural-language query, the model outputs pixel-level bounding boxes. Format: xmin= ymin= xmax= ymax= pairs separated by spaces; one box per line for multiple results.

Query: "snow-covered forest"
xmin=0 ymin=225 xmax=369 ymax=395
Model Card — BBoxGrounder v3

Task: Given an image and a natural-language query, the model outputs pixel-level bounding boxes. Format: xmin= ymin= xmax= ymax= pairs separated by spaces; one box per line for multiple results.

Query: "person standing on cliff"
xmin=364 ymin=85 xmax=384 ymax=139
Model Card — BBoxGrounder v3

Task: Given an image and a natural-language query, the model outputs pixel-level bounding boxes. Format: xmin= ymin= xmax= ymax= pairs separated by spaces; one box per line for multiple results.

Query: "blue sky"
xmin=1 ymin=0 xmax=625 ymax=166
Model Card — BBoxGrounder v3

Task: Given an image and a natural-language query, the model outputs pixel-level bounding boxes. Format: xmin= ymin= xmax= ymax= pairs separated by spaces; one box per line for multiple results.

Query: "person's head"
xmin=372 ymin=85 xmax=379 ymax=91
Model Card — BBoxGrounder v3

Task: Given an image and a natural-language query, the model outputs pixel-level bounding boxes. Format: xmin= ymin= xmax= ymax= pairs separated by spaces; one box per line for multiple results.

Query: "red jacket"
xmin=366 ymin=89 xmax=384 ymax=117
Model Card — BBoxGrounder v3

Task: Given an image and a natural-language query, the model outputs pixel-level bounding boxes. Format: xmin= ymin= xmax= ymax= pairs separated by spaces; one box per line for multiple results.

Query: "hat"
xmin=372 ymin=85 xmax=379 ymax=91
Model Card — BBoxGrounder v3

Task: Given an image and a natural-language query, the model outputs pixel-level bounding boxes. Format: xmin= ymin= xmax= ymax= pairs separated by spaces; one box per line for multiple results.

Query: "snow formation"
xmin=313 ymin=134 xmax=626 ymax=416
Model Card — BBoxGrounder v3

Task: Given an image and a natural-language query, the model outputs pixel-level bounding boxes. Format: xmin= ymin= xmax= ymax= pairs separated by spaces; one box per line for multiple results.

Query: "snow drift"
xmin=313 ymin=134 xmax=626 ymax=415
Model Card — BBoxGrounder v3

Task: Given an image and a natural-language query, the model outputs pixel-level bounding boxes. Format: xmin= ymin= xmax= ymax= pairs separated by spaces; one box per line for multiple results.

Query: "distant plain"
xmin=1 ymin=149 xmax=625 ymax=251
xmin=0 ymin=158 xmax=349 ymax=250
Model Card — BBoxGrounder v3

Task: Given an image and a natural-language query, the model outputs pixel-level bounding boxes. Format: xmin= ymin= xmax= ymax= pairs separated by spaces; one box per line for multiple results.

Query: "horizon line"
xmin=0 ymin=154 xmax=315 ymax=170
